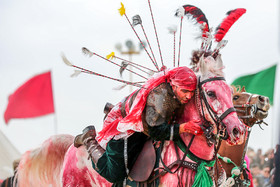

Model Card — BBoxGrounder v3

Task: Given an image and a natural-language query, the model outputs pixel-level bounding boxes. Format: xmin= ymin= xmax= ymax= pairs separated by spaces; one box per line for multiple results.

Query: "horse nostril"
xmin=258 ymin=96 xmax=265 ymax=103
xmin=266 ymin=97 xmax=270 ymax=104
xmin=232 ymin=128 xmax=240 ymax=138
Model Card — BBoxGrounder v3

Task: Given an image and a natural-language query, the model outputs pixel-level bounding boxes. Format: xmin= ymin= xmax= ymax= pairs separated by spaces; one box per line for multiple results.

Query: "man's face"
xmin=262 ymin=167 xmax=270 ymax=178
xmin=172 ymin=86 xmax=194 ymax=104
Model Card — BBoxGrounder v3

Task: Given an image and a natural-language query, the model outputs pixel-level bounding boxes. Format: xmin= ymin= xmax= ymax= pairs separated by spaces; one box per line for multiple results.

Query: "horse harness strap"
xmin=148 ymin=159 xmax=198 ymax=183
xmin=199 ymin=77 xmax=236 ymax=125
xmin=234 ymin=93 xmax=257 ymax=127
xmin=199 ymin=77 xmax=226 ymax=85
xmin=162 ymin=135 xmax=195 ymax=174
xmin=239 ymin=128 xmax=252 ymax=173
xmin=219 ymin=107 xmax=236 ymax=121
xmin=221 ymin=93 xmax=257 ymax=186
xmin=149 ymin=77 xmax=231 ymax=184
xmin=148 ymin=135 xmax=196 ymax=183
xmin=233 ymin=93 xmax=255 ymax=181
xmin=198 ymin=76 xmax=236 ymax=142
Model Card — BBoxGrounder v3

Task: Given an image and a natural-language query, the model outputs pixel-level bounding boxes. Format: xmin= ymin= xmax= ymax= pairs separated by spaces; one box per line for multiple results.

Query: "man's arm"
xmin=145 ymin=83 xmax=202 ymax=141
xmin=145 ymin=83 xmax=181 ymax=141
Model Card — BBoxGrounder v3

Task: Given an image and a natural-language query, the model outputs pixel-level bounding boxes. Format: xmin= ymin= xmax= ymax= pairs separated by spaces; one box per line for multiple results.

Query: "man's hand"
xmin=179 ymin=120 xmax=203 ymax=135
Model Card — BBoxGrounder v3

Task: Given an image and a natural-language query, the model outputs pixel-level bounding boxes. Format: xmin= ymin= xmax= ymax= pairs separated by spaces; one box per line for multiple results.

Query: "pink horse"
xmin=16 ymin=134 xmax=74 ymax=187
xmin=15 ymin=55 xmax=245 ymax=187
xmin=15 ymin=55 xmax=244 ymax=187
xmin=60 ymin=55 xmax=245 ymax=187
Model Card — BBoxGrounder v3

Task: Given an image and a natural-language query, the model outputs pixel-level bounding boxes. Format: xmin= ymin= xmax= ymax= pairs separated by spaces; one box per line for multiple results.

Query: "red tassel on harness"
xmin=214 ymin=8 xmax=246 ymax=42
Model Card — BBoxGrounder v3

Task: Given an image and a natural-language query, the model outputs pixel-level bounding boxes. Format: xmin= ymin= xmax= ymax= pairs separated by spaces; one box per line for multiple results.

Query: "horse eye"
xmin=233 ymin=95 xmax=239 ymax=100
xmin=207 ymin=91 xmax=216 ymax=98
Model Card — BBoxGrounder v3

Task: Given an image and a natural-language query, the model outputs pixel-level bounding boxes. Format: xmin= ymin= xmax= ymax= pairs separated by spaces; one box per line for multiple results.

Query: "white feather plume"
xmin=82 ymin=47 xmax=93 ymax=57
xmin=215 ymin=40 xmax=228 ymax=51
xmin=61 ymin=53 xmax=73 ymax=66
xmin=70 ymin=70 xmax=82 ymax=77
xmin=167 ymin=25 xmax=177 ymax=34
xmin=175 ymin=6 xmax=185 ymax=17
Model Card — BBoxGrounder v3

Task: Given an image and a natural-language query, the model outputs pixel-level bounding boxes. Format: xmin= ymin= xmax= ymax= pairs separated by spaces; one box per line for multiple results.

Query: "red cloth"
xmin=4 ymin=71 xmax=54 ymax=124
xmin=244 ymin=155 xmax=254 ymax=187
xmin=97 ymin=67 xmax=197 ymax=144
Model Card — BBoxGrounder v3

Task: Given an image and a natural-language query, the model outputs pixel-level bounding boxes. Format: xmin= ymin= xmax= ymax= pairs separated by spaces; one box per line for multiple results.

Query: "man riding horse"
xmin=74 ymin=66 xmax=203 ymax=185
xmin=66 ymin=3 xmax=247 ymax=186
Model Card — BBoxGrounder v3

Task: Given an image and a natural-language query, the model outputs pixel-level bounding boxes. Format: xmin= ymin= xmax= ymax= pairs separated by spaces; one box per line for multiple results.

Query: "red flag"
xmin=4 ymin=71 xmax=54 ymax=124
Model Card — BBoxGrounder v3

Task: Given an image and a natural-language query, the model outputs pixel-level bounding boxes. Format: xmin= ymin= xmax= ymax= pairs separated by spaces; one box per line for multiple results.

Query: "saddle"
xmin=129 ymin=139 xmax=156 ymax=182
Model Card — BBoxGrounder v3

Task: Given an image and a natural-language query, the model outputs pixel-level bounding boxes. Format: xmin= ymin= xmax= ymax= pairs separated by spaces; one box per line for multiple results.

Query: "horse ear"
xmin=231 ymin=85 xmax=237 ymax=93
xmin=241 ymin=86 xmax=246 ymax=92
xmin=215 ymin=54 xmax=224 ymax=69
xmin=199 ymin=54 xmax=207 ymax=75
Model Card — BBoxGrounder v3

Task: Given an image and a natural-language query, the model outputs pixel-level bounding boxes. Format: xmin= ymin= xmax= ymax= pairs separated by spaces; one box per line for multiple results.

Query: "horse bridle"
xmin=233 ymin=93 xmax=257 ymax=127
xmin=219 ymin=93 xmax=267 ymax=186
xmin=197 ymin=76 xmax=236 ymax=143
xmin=150 ymin=77 xmax=238 ymax=182
xmin=232 ymin=93 xmax=266 ymax=186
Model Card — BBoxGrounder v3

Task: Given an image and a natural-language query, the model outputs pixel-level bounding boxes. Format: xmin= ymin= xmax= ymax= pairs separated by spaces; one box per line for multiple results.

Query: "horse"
xmin=14 ymin=59 xmax=254 ymax=187
xmin=14 ymin=86 xmax=269 ymax=187
xmin=15 ymin=134 xmax=74 ymax=187
xmin=59 ymin=54 xmax=245 ymax=187
xmin=215 ymin=86 xmax=270 ymax=187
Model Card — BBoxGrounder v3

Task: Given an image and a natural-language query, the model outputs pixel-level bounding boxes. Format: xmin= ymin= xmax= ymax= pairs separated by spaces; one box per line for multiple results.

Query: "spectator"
xmin=272 ymin=144 xmax=280 ymax=187
xmin=253 ymin=177 xmax=261 ymax=187
xmin=261 ymin=165 xmax=270 ymax=186
xmin=251 ymin=163 xmax=261 ymax=177
xmin=247 ymin=147 xmax=256 ymax=164
xmin=254 ymin=148 xmax=264 ymax=168
xmin=251 ymin=163 xmax=264 ymax=186
xmin=264 ymin=148 xmax=275 ymax=171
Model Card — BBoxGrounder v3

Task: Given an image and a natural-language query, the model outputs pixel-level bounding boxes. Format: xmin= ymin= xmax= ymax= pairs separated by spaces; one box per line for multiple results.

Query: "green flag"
xmin=231 ymin=64 xmax=277 ymax=105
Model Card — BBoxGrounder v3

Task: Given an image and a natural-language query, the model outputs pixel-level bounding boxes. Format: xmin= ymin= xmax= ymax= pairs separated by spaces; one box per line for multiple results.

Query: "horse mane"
xmin=190 ymin=50 xmax=212 ymax=68
xmin=16 ymin=134 xmax=74 ymax=187
xmin=231 ymin=85 xmax=246 ymax=93
xmin=190 ymin=50 xmax=224 ymax=77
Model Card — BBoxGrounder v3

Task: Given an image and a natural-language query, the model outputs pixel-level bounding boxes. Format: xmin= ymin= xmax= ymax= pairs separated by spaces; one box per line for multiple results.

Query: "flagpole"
xmin=54 ymin=113 xmax=58 ymax=135
xmin=275 ymin=0 xmax=280 ymax=147
xmin=50 ymin=70 xmax=58 ymax=135
xmin=272 ymin=0 xmax=280 ymax=150
xmin=272 ymin=67 xmax=280 ymax=147
xmin=272 ymin=3 xmax=280 ymax=186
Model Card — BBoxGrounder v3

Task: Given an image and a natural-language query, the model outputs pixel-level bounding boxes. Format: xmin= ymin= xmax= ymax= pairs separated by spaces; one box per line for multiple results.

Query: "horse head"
xmin=216 ymin=88 xmax=271 ymax=184
xmin=232 ymin=86 xmax=270 ymax=127
xmin=195 ymin=54 xmax=245 ymax=145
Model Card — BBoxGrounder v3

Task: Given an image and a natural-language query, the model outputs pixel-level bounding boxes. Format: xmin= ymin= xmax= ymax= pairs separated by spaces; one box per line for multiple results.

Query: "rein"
xmin=236 ymin=93 xmax=255 ymax=171
xmin=150 ymin=76 xmax=236 ymax=184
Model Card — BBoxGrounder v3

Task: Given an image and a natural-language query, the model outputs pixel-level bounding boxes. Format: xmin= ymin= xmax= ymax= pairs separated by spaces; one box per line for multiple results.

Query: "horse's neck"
xmin=180 ymin=97 xmax=200 ymax=122
xmin=218 ymin=131 xmax=248 ymax=177
xmin=179 ymin=96 xmax=216 ymax=161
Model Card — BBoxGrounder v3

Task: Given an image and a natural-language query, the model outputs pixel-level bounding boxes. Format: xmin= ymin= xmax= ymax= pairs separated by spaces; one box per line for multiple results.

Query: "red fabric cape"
xmin=96 ymin=67 xmax=197 ymax=145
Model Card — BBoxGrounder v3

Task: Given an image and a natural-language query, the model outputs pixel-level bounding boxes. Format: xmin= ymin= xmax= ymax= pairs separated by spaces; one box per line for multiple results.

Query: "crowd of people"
xmin=247 ymin=145 xmax=279 ymax=187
